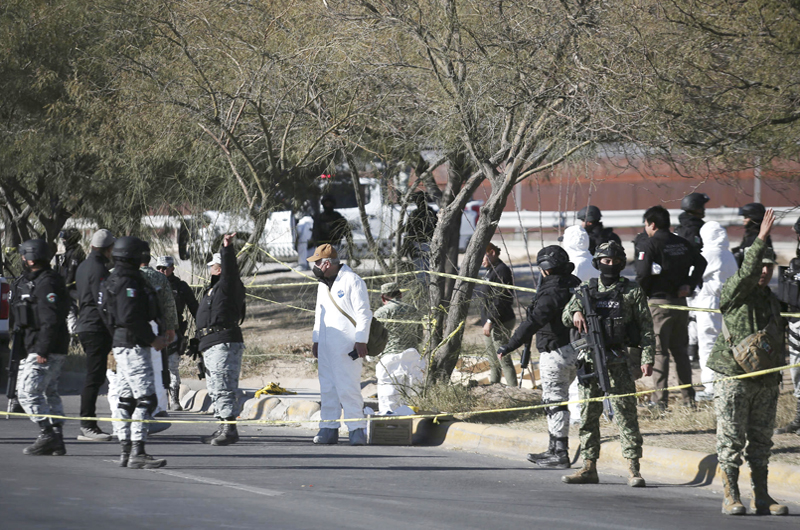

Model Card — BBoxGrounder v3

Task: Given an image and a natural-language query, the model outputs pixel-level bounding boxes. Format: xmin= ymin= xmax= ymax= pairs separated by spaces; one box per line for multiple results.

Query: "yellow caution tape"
xmin=6 ymin=363 xmax=798 ymax=426
xmin=653 ymin=303 xmax=800 ymax=318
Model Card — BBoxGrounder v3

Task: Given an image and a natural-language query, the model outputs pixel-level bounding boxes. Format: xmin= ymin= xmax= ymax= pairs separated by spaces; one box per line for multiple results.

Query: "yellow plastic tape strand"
xmin=653 ymin=303 xmax=800 ymax=319
xmin=7 ymin=363 xmax=799 ymax=426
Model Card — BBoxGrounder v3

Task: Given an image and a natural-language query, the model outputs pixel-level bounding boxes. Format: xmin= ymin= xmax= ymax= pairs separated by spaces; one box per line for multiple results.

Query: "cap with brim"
xmin=207 ymin=253 xmax=222 ymax=268
xmin=91 ymin=229 xmax=116 ymax=248
xmin=307 ymin=244 xmax=338 ymax=262
xmin=156 ymin=256 xmax=175 ymax=268
xmin=381 ymin=282 xmax=400 ymax=296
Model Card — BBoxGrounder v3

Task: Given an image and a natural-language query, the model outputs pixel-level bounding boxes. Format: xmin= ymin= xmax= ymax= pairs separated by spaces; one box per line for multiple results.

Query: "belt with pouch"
xmin=196 ymin=324 xmax=238 ymax=338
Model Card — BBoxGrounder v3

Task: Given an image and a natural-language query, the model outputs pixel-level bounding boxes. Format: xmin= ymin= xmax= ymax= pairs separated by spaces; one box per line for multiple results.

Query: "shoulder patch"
xmin=46 ymin=293 xmax=57 ymax=303
xmin=638 ymin=251 xmax=645 ymax=261
xmin=126 ymin=288 xmax=137 ymax=298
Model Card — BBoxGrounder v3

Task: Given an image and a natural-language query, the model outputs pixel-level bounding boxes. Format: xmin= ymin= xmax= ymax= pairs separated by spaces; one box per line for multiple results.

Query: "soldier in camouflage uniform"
xmin=561 ymin=241 xmax=655 ymax=487
xmin=372 ymin=282 xmax=422 ymax=357
xmin=707 ymin=209 xmax=788 ymax=516
xmin=138 ymin=242 xmax=178 ymax=419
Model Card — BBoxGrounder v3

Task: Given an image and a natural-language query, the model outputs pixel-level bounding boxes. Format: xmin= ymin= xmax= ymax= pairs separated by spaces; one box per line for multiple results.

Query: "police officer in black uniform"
xmin=75 ymin=229 xmax=116 ymax=441
xmin=54 ymin=228 xmax=85 ymax=335
xmin=156 ymin=255 xmax=199 ymax=410
xmin=196 ymin=233 xmax=246 ymax=446
xmin=578 ymin=205 xmax=622 ymax=255
xmin=775 ymin=217 xmax=800 ymax=434
xmin=497 ymin=246 xmax=582 ymax=468
xmin=635 ymin=205 xmax=707 ymax=409
xmin=676 ymin=192 xmax=709 ymax=252
xmin=99 ymin=236 xmax=167 ymax=469
xmin=12 ymin=239 xmax=70 ymax=456
xmin=478 ymin=243 xmax=517 ymax=386
xmin=311 ymin=195 xmax=352 ymax=251
xmin=732 ymin=202 xmax=773 ymax=267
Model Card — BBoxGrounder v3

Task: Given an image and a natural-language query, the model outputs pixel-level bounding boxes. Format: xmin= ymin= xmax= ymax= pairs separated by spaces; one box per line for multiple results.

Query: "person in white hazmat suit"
xmin=561 ymin=225 xmax=599 ymax=423
xmin=692 ymin=221 xmax=738 ymax=401
xmin=309 ymin=244 xmax=372 ymax=446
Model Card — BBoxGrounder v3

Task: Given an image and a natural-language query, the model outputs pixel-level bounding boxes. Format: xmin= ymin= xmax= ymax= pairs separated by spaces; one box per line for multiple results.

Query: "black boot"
xmin=127 ymin=441 xmax=167 ymax=469
xmin=211 ymin=420 xmax=239 ymax=446
xmin=119 ymin=440 xmax=132 ymax=467
xmin=51 ymin=424 xmax=67 ymax=456
xmin=527 ymin=434 xmax=555 ymax=463
xmin=774 ymin=398 xmax=800 ymax=435
xmin=535 ymin=437 xmax=570 ymax=469
xmin=24 ymin=421 xmax=60 ymax=456
xmin=201 ymin=421 xmax=222 ymax=444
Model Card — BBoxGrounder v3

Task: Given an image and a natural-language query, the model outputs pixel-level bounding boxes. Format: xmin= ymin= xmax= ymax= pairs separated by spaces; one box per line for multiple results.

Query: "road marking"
xmin=103 ymin=461 xmax=283 ymax=497
xmin=153 ymin=469 xmax=284 ymax=497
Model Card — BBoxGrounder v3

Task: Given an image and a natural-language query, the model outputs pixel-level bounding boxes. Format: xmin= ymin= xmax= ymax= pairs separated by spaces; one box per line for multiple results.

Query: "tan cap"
xmin=307 ymin=244 xmax=338 ymax=262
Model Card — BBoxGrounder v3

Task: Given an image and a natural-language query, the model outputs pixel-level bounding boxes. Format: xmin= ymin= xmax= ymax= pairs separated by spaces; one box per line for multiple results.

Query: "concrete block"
xmin=239 ymin=396 xmax=281 ymax=420
xmin=179 ymin=383 xmax=190 ymax=399
xmin=180 ymin=389 xmax=197 ymax=411
xmin=285 ymin=401 xmax=321 ymax=421
xmin=190 ymin=389 xmax=211 ymax=412
xmin=267 ymin=400 xmax=290 ymax=421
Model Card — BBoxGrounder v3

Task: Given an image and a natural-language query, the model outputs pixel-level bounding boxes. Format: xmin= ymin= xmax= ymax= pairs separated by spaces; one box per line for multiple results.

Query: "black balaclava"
xmin=598 ymin=260 xmax=625 ymax=286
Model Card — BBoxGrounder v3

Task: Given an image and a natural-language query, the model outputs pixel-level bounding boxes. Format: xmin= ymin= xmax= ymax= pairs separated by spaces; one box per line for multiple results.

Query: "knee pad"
xmin=118 ymin=395 xmax=137 ymax=415
xmin=542 ymin=399 xmax=568 ymax=417
xmin=137 ymin=394 xmax=158 ymax=415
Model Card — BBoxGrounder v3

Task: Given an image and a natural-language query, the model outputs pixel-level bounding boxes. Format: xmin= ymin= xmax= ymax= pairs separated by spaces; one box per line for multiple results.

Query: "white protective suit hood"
xmin=697 ymin=221 xmax=738 ymax=302
xmin=561 ymin=225 xmax=598 ymax=282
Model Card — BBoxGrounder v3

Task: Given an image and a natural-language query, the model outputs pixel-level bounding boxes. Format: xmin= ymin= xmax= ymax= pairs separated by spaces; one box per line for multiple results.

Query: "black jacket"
xmin=504 ymin=273 xmax=582 ymax=353
xmin=478 ymin=259 xmax=516 ymax=324
xmin=311 ymin=209 xmax=351 ymax=247
xmin=167 ymin=273 xmax=198 ymax=336
xmin=196 ymin=244 xmax=246 ymax=351
xmin=75 ymin=250 xmax=112 ymax=335
xmin=10 ymin=267 xmax=70 ymax=358
xmin=54 ymin=244 xmax=85 ymax=300
xmin=635 ymin=229 xmax=707 ymax=299
xmin=101 ymin=262 xmax=159 ymax=348
xmin=675 ymin=212 xmax=704 ymax=253
xmin=732 ymin=223 xmax=772 ymax=268
xmin=587 ymin=222 xmax=621 ymax=255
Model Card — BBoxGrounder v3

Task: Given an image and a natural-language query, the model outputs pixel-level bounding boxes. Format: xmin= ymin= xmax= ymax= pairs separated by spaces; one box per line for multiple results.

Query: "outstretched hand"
xmin=223 ymin=233 xmax=237 ymax=247
xmin=758 ymin=209 xmax=774 ymax=241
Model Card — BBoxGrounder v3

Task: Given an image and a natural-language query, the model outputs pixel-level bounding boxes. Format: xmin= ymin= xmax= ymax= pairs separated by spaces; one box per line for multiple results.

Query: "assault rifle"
xmin=6 ymin=330 xmax=26 ymax=418
xmin=571 ymin=284 xmax=611 ymax=394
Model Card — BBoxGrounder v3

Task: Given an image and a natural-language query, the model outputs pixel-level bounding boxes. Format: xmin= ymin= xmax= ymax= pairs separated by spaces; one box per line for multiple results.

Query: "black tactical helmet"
xmin=138 ymin=240 xmax=151 ymax=263
xmin=20 ymin=239 xmax=50 ymax=262
xmin=738 ymin=202 xmax=766 ymax=222
xmin=321 ymin=194 xmax=336 ymax=207
xmin=537 ymin=245 xmax=574 ymax=274
xmin=680 ymin=192 xmax=710 ymax=212
xmin=58 ymin=227 xmax=82 ymax=246
xmin=112 ymin=236 xmax=144 ymax=262
xmin=577 ymin=205 xmax=602 ymax=223
xmin=592 ymin=241 xmax=627 ymax=269
xmin=793 ymin=216 xmax=800 ymax=235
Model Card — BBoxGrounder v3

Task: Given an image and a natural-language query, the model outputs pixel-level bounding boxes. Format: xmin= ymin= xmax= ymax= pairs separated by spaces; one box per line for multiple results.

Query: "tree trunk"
xmin=427 ymin=173 xmax=516 ymax=383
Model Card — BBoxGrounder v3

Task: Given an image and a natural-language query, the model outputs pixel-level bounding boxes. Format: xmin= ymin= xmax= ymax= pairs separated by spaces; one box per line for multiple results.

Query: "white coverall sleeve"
xmin=312 ymin=284 xmax=322 ymax=343
xmin=350 ymin=276 xmax=372 ymax=343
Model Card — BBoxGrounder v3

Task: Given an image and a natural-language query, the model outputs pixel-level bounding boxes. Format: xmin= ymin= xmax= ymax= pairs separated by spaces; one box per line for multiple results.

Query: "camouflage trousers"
xmin=484 ymin=318 xmax=517 ymax=386
xmin=714 ymin=377 xmax=778 ymax=473
xmin=168 ymin=352 xmax=181 ymax=394
xmin=203 ymin=342 xmax=244 ymax=419
xmin=579 ymin=361 xmax=643 ymax=461
xmin=19 ymin=353 xmax=66 ymax=425
xmin=540 ymin=347 xmax=578 ymax=438
xmin=112 ymin=346 xmax=157 ymax=442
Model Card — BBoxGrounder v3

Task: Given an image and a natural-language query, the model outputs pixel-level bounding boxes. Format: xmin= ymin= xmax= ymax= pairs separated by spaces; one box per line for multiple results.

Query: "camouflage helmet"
xmin=762 ymin=246 xmax=778 ymax=265
xmin=592 ymin=241 xmax=627 ymax=269
xmin=381 ymin=282 xmax=401 ymax=297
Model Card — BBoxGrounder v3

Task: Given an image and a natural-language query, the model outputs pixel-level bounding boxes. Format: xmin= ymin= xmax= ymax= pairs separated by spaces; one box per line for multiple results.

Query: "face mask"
xmin=312 ymin=265 xmax=324 ymax=279
xmin=598 ymin=262 xmax=624 ymax=285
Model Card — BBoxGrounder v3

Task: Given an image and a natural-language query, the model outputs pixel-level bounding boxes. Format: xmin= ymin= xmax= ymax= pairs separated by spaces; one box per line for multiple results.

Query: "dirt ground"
xmin=231 ymin=270 xmax=799 ymax=465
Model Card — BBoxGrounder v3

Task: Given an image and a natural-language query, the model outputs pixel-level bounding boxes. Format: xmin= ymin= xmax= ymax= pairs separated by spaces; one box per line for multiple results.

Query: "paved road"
xmin=1 ymin=396 xmax=798 ymax=529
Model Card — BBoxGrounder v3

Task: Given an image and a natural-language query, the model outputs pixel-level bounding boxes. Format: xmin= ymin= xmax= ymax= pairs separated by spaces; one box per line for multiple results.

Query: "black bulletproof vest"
xmin=587 ymin=278 xmax=628 ymax=348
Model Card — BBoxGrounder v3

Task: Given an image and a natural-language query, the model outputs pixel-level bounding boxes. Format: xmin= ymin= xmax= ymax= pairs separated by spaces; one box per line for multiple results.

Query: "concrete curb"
xmin=439 ymin=422 xmax=800 ymax=505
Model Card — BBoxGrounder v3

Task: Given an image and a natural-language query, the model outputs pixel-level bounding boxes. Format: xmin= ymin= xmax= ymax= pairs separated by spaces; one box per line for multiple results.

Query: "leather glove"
xmin=496 ymin=346 xmax=509 ymax=358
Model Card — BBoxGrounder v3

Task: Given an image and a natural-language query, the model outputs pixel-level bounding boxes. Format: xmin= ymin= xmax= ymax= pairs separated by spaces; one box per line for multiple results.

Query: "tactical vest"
xmin=98 ymin=272 xmax=160 ymax=330
xmin=11 ymin=277 xmax=40 ymax=331
xmin=587 ymin=278 xmax=632 ymax=348
xmin=777 ymin=258 xmax=800 ymax=309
